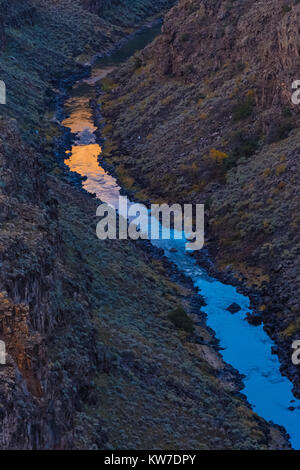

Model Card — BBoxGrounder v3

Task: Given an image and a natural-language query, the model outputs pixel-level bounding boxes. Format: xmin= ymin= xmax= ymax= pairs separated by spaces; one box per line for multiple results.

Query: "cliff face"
xmin=83 ymin=0 xmax=175 ymax=25
xmin=0 ymin=0 xmax=36 ymax=49
xmin=100 ymin=0 xmax=300 ymax=394
xmin=1 ymin=0 xmax=36 ymax=27
xmin=155 ymin=0 xmax=300 ymax=107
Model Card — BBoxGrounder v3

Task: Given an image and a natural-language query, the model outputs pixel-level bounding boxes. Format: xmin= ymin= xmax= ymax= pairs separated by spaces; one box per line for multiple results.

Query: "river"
xmin=62 ymin=23 xmax=300 ymax=449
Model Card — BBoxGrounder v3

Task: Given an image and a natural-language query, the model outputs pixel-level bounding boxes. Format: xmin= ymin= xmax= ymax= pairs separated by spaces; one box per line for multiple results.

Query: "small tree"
xmin=168 ymin=306 xmax=195 ymax=334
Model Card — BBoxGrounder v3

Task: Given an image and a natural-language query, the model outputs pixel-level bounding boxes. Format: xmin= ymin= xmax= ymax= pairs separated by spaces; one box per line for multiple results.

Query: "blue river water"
xmin=152 ymin=234 xmax=300 ymax=449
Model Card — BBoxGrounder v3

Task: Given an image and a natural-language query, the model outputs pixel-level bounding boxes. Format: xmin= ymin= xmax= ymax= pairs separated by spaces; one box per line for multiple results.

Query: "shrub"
xmin=282 ymin=5 xmax=292 ymax=13
xmin=278 ymin=181 xmax=287 ymax=190
xmin=270 ymin=118 xmax=294 ymax=142
xmin=168 ymin=306 xmax=195 ymax=334
xmin=160 ymin=95 xmax=173 ymax=106
xmin=224 ymin=132 xmax=259 ymax=170
xmin=181 ymin=162 xmax=200 ymax=184
xmin=200 ymin=113 xmax=208 ymax=120
xmin=102 ymin=123 xmax=113 ymax=137
xmin=263 ymin=168 xmax=271 ymax=178
xmin=232 ymin=93 xmax=255 ymax=121
xmin=282 ymin=317 xmax=300 ymax=337
xmin=209 ymin=148 xmax=229 ymax=163
xmin=186 ymin=64 xmax=196 ymax=74
xmin=101 ymin=77 xmax=117 ymax=92
xmin=133 ymin=54 xmax=143 ymax=70
xmin=275 ymin=164 xmax=287 ymax=176
xmin=180 ymin=33 xmax=190 ymax=43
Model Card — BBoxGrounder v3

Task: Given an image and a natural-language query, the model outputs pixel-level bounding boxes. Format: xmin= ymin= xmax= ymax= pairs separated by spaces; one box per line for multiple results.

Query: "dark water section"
xmin=93 ymin=22 xmax=162 ymax=70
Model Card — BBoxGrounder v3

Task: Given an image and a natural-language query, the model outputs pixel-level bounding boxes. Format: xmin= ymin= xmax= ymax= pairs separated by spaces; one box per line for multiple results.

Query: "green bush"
xmin=282 ymin=5 xmax=292 ymax=13
xmin=134 ymin=55 xmax=143 ymax=70
xmin=232 ymin=94 xmax=255 ymax=121
xmin=225 ymin=132 xmax=259 ymax=170
xmin=168 ymin=306 xmax=195 ymax=334
xmin=270 ymin=118 xmax=294 ymax=143
xmin=180 ymin=33 xmax=190 ymax=43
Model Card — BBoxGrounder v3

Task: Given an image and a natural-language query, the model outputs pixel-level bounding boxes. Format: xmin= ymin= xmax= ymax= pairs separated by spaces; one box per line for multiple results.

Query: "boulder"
xmin=227 ymin=303 xmax=241 ymax=314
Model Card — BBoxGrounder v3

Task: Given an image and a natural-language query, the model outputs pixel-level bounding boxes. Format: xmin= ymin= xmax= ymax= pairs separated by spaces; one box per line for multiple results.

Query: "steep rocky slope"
xmin=99 ymin=0 xmax=300 ymax=393
xmin=83 ymin=0 xmax=175 ymax=25
xmin=0 ymin=0 xmax=290 ymax=450
xmin=0 ymin=0 xmax=173 ymax=140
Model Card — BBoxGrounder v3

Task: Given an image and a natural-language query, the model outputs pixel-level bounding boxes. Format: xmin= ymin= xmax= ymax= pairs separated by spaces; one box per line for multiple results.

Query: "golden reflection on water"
xmin=63 ymin=67 xmax=121 ymax=207
xmin=62 ymin=97 xmax=96 ymax=134
xmin=65 ymin=144 xmax=121 ymax=205
xmin=65 ymin=144 xmax=102 ymax=179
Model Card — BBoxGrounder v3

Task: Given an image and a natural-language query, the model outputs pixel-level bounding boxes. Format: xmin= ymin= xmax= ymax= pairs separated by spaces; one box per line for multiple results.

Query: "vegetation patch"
xmin=232 ymin=92 xmax=256 ymax=122
xmin=168 ymin=306 xmax=195 ymax=334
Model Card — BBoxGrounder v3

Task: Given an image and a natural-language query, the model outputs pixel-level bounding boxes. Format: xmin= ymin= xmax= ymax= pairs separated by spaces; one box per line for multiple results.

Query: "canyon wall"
xmin=0 ymin=0 xmax=289 ymax=450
